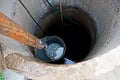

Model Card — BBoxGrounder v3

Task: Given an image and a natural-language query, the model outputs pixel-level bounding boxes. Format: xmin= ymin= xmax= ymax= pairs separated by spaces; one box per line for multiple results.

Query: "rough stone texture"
xmin=1 ymin=0 xmax=120 ymax=80
xmin=5 ymin=46 xmax=120 ymax=80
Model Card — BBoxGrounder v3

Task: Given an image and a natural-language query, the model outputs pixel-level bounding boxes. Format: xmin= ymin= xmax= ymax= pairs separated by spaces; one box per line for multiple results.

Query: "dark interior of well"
xmin=44 ymin=17 xmax=93 ymax=64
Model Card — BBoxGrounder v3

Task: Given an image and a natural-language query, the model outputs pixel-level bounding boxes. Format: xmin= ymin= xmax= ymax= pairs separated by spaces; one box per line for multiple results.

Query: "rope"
xmin=45 ymin=0 xmax=81 ymax=26
xmin=18 ymin=0 xmax=44 ymax=34
xmin=59 ymin=0 xmax=63 ymax=24
xmin=18 ymin=0 xmax=81 ymax=34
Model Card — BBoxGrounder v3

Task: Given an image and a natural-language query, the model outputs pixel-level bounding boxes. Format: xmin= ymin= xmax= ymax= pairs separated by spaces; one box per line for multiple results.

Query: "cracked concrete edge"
xmin=5 ymin=44 xmax=120 ymax=80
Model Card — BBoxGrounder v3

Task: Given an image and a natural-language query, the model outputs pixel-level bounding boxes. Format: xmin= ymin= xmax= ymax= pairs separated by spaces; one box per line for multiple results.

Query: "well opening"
xmin=34 ymin=8 xmax=97 ymax=64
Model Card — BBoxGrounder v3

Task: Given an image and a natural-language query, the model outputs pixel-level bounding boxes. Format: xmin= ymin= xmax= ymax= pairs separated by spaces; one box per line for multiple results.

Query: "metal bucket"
xmin=34 ymin=36 xmax=66 ymax=62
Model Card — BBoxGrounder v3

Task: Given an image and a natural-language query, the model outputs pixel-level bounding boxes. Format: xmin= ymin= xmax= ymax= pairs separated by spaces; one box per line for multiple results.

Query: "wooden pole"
xmin=0 ymin=12 xmax=45 ymax=50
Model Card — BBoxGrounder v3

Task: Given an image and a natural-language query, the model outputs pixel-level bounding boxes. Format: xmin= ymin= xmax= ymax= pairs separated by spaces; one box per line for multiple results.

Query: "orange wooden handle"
xmin=0 ymin=12 xmax=45 ymax=49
